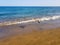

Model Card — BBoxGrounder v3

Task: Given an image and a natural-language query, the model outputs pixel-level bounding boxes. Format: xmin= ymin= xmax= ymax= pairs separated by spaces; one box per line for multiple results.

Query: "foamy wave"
xmin=0 ymin=15 xmax=60 ymax=26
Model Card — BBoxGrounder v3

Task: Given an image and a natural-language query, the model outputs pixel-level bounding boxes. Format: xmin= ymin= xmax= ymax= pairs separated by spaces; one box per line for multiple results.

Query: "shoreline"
xmin=0 ymin=15 xmax=60 ymax=26
xmin=0 ymin=18 xmax=60 ymax=38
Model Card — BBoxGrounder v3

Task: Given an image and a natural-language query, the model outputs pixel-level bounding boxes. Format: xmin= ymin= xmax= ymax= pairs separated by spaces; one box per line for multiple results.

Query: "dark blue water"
xmin=0 ymin=7 xmax=60 ymax=22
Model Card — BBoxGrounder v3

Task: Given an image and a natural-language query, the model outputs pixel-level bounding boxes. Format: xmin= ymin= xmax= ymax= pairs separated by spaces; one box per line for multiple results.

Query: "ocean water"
xmin=0 ymin=7 xmax=60 ymax=25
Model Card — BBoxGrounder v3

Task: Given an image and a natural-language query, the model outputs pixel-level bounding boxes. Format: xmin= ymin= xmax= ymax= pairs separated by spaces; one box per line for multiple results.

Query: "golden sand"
xmin=0 ymin=28 xmax=60 ymax=45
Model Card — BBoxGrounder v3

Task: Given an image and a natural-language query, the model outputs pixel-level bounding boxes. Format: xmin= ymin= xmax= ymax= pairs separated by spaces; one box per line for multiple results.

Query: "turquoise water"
xmin=0 ymin=7 xmax=60 ymax=22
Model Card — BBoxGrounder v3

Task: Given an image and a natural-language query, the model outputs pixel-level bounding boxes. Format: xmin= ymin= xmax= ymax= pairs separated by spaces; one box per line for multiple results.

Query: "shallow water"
xmin=0 ymin=7 xmax=60 ymax=22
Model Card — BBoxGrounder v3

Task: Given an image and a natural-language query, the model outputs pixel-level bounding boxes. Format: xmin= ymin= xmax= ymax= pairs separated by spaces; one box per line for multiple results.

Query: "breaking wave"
xmin=0 ymin=15 xmax=60 ymax=26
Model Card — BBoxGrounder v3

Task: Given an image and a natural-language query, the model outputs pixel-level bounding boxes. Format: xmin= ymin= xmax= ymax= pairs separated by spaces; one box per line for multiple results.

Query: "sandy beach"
xmin=0 ymin=27 xmax=60 ymax=45
xmin=0 ymin=19 xmax=60 ymax=45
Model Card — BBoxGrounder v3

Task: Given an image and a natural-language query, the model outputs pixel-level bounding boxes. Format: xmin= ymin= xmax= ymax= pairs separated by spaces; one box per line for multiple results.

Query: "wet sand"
xmin=0 ymin=20 xmax=60 ymax=45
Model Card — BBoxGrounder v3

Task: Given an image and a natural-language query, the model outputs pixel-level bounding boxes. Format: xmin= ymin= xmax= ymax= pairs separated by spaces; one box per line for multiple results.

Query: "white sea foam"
xmin=0 ymin=15 xmax=60 ymax=26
